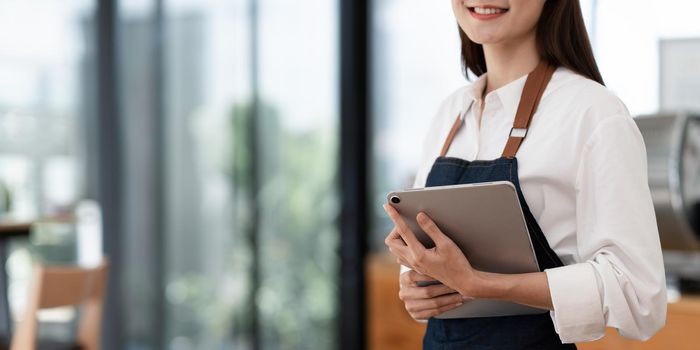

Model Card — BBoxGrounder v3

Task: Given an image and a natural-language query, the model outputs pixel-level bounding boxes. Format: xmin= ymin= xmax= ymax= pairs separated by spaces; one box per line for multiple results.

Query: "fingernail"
xmin=455 ymin=302 xmax=463 ymax=307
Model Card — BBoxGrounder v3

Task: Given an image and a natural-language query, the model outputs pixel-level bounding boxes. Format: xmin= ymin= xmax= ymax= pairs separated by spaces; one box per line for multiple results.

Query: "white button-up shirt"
xmin=402 ymin=66 xmax=667 ymax=343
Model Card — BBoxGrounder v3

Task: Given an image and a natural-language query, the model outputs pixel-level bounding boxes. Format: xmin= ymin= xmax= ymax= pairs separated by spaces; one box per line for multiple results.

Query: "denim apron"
xmin=422 ymin=62 xmax=576 ymax=350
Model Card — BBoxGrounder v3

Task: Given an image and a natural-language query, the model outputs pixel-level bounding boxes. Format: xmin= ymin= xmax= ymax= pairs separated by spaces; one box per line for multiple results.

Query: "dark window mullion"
xmin=96 ymin=0 xmax=124 ymax=349
xmin=339 ymin=0 xmax=370 ymax=349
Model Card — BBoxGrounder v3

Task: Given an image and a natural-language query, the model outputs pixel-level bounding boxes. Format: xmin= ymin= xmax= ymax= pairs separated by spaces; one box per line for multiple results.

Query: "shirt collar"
xmin=461 ymin=71 xmax=532 ymax=121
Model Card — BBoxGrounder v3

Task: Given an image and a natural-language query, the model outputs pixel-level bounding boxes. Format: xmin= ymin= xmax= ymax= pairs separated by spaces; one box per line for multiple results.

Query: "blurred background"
xmin=0 ymin=0 xmax=699 ymax=349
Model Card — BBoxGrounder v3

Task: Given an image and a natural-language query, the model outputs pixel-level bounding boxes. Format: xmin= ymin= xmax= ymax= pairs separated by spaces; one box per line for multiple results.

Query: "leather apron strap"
xmin=439 ymin=114 xmax=465 ymax=157
xmin=438 ymin=61 xmax=556 ymax=158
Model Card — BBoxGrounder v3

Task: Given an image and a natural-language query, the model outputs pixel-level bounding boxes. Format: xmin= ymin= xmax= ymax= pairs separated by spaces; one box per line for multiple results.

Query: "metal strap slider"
xmin=509 ymin=127 xmax=528 ymax=138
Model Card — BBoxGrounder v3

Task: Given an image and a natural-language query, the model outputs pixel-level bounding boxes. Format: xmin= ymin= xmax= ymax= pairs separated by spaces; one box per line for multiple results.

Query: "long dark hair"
xmin=459 ymin=0 xmax=604 ymax=85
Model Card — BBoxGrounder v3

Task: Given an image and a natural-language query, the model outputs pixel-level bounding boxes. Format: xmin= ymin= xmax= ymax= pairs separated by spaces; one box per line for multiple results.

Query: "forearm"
xmin=458 ymin=270 xmax=554 ymax=310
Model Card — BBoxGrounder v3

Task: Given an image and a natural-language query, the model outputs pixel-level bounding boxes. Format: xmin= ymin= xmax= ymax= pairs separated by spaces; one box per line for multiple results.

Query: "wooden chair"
xmin=10 ymin=259 xmax=109 ymax=350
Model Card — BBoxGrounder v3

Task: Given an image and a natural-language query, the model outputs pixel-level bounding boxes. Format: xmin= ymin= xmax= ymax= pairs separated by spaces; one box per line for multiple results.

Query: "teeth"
xmin=473 ymin=7 xmax=506 ymax=15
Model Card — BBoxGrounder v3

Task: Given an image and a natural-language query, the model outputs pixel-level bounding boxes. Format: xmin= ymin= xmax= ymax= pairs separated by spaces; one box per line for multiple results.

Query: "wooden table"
xmin=0 ymin=223 xmax=31 ymax=341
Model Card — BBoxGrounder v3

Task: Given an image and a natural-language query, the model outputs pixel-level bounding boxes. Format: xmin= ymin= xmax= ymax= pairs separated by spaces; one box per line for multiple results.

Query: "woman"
xmin=383 ymin=0 xmax=667 ymax=349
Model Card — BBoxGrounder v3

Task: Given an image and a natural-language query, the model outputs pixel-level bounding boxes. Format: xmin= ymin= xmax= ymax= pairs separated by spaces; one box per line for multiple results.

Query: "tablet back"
xmin=387 ymin=181 xmax=547 ymax=318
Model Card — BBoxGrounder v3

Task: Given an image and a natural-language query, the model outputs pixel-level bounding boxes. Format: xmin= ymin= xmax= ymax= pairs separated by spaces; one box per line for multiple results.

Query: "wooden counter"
xmin=368 ymin=253 xmax=700 ymax=350
xmin=578 ymin=297 xmax=700 ymax=350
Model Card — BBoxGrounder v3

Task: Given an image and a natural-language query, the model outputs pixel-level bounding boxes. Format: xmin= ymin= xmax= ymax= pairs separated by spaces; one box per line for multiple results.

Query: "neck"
xmin=482 ymin=33 xmax=540 ymax=95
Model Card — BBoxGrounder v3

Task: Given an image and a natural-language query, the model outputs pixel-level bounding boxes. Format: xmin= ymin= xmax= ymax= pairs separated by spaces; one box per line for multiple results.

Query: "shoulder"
xmin=545 ymin=66 xmax=630 ymax=122
xmin=541 ymin=67 xmax=634 ymax=139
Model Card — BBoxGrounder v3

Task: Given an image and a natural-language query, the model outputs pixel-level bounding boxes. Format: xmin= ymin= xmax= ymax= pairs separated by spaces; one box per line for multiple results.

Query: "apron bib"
xmin=422 ymin=62 xmax=576 ymax=350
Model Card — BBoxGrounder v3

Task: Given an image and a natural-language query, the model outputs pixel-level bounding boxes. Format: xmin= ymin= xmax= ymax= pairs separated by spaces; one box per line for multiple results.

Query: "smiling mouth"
xmin=466 ymin=6 xmax=509 ymax=15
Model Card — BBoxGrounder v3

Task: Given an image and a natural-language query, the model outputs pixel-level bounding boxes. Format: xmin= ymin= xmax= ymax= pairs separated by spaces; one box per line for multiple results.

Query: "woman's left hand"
xmin=383 ymin=204 xmax=482 ymax=297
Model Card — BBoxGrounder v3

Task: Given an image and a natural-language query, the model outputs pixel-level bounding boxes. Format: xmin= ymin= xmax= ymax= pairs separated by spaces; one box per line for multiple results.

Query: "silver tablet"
xmin=387 ymin=181 xmax=547 ymax=318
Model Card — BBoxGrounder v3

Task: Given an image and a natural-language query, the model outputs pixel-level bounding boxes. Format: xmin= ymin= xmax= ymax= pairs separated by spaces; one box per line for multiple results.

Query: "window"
xmin=0 ymin=0 xmax=95 ymax=335
xmin=114 ymin=0 xmax=340 ymax=348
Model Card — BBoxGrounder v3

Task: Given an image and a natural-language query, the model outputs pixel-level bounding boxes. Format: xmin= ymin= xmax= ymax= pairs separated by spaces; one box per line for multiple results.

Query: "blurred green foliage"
xmin=165 ymin=99 xmax=339 ymax=349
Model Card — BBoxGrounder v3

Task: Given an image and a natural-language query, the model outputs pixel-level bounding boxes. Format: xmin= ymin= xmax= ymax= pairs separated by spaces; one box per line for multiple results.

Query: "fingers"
xmin=396 ymin=257 xmax=414 ymax=268
xmin=384 ymin=227 xmax=403 ymax=245
xmin=398 ymin=269 xmax=470 ymax=321
xmin=416 ymin=212 xmax=448 ymax=246
xmin=399 ymin=283 xmax=456 ymax=300
xmin=399 ymin=271 xmax=458 ymax=299
xmin=404 ymin=292 xmax=463 ymax=313
xmin=412 ymin=300 xmax=466 ymax=321
xmin=388 ymin=248 xmax=411 ymax=265
xmin=385 ymin=227 xmax=406 ymax=250
xmin=404 ymin=292 xmax=465 ymax=320
xmin=400 ymin=269 xmax=438 ymax=286
xmin=383 ymin=204 xmax=424 ymax=251
xmin=385 ymin=227 xmax=412 ymax=263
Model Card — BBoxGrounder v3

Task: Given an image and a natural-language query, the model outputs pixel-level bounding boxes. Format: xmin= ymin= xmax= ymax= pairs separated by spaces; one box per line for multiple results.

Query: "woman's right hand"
xmin=399 ymin=269 xmax=469 ymax=321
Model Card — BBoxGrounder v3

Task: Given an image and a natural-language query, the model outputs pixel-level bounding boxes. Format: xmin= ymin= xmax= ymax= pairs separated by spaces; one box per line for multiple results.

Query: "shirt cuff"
xmin=545 ymin=262 xmax=606 ymax=343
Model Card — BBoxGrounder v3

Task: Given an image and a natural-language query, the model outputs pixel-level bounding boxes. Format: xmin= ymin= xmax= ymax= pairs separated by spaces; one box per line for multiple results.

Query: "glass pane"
xmin=257 ymin=0 xmax=339 ymax=349
xmin=119 ymin=0 xmax=340 ymax=348
xmin=0 ymin=0 xmax=94 ymax=336
xmin=0 ymin=0 xmax=91 ymax=222
xmin=161 ymin=0 xmax=254 ymax=348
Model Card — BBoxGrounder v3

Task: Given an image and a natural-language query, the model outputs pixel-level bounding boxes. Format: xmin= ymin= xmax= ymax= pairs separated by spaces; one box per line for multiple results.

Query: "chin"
xmin=464 ymin=31 xmax=501 ymax=45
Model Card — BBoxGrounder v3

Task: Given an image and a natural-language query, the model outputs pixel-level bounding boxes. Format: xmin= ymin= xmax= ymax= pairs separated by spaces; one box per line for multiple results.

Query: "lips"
xmin=464 ymin=4 xmax=510 ymax=20
xmin=471 ymin=7 xmax=507 ymax=15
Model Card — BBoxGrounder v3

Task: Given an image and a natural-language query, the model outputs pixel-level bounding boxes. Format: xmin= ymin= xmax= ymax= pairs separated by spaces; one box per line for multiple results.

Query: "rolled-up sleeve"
xmin=545 ymin=115 xmax=667 ymax=343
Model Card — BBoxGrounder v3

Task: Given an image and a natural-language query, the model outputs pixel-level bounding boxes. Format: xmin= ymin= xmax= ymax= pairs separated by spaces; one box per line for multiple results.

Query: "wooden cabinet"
xmin=367 ymin=253 xmax=700 ymax=350
xmin=367 ymin=254 xmax=425 ymax=350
